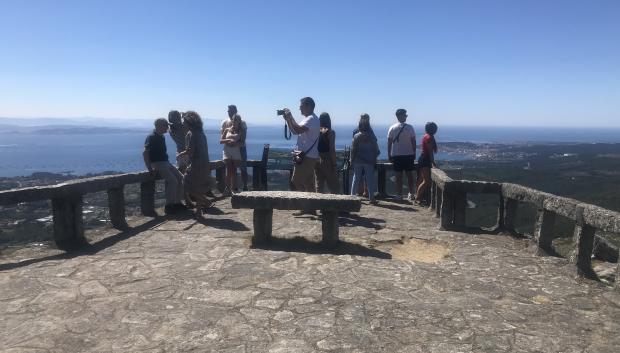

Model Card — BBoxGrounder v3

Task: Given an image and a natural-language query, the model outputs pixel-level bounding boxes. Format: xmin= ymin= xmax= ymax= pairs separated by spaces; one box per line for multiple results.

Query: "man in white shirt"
xmin=283 ymin=97 xmax=320 ymax=192
xmin=387 ymin=108 xmax=416 ymax=200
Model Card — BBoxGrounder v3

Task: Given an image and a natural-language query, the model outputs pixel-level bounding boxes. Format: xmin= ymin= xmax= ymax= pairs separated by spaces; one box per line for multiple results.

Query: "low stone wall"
xmin=0 ymin=156 xmax=269 ymax=251
xmin=1 ymin=161 xmax=617 ymax=289
xmin=430 ymin=169 xmax=620 ymax=289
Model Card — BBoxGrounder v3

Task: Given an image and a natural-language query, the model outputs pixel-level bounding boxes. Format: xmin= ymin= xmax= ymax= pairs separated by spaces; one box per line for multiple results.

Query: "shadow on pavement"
xmin=338 ymin=213 xmax=385 ymax=229
xmin=196 ymin=217 xmax=250 ymax=231
xmin=0 ymin=217 xmax=167 ymax=271
xmin=374 ymin=202 xmax=416 ymax=212
xmin=252 ymin=236 xmax=391 ymax=259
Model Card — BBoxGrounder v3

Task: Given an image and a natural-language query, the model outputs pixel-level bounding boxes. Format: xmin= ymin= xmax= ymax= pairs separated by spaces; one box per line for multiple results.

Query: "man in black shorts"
xmin=387 ymin=108 xmax=416 ymax=200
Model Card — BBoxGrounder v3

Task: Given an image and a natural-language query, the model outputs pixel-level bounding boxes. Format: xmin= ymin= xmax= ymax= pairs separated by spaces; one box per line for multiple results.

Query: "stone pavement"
xmin=1 ymin=199 xmax=619 ymax=352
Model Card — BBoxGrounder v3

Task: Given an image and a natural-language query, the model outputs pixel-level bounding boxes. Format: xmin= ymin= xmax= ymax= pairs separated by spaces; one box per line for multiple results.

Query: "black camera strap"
xmin=304 ymin=137 xmax=319 ymax=154
xmin=394 ymin=123 xmax=407 ymax=143
xmin=284 ymin=123 xmax=292 ymax=140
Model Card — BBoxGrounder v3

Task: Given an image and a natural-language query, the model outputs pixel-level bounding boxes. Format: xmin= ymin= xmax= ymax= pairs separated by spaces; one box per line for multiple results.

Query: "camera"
xmin=277 ymin=109 xmax=286 ymax=116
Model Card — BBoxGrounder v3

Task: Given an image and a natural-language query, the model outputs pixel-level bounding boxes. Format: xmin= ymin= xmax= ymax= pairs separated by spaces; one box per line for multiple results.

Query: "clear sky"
xmin=1 ymin=0 xmax=618 ymax=127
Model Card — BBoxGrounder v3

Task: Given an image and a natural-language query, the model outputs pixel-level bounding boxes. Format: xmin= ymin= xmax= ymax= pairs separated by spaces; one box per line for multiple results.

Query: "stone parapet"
xmin=580 ymin=203 xmax=620 ymax=233
xmin=430 ymin=168 xmax=453 ymax=189
xmin=444 ymin=180 xmax=502 ymax=194
xmin=0 ymin=171 xmax=154 ymax=206
xmin=543 ymin=195 xmax=580 ymax=219
xmin=501 ymin=183 xmax=554 ymax=208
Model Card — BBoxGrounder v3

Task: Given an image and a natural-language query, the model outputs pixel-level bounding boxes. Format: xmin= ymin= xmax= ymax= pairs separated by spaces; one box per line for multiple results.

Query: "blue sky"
xmin=1 ymin=0 xmax=618 ymax=127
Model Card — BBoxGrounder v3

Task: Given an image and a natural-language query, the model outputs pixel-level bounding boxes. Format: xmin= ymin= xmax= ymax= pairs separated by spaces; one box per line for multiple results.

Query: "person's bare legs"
xmin=415 ymin=167 xmax=431 ymax=203
xmin=225 ymin=160 xmax=236 ymax=194
xmin=240 ymin=146 xmax=248 ymax=191
xmin=395 ymin=171 xmax=403 ymax=199
xmin=232 ymin=164 xmax=239 ymax=192
xmin=240 ymin=168 xmax=248 ymax=191
xmin=405 ymin=170 xmax=415 ymax=199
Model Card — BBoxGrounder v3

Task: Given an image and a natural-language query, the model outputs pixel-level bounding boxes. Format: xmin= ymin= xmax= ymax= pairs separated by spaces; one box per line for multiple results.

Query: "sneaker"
xmin=393 ymin=194 xmax=402 ymax=201
xmin=164 ymin=204 xmax=177 ymax=215
xmin=407 ymin=193 xmax=413 ymax=201
xmin=292 ymin=210 xmax=317 ymax=216
xmin=175 ymin=203 xmax=189 ymax=211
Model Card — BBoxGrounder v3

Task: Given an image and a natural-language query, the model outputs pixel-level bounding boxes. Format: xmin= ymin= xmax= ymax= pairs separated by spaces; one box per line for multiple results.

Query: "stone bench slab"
xmin=231 ymin=191 xmax=362 ymax=247
xmin=231 ymin=191 xmax=361 ymax=212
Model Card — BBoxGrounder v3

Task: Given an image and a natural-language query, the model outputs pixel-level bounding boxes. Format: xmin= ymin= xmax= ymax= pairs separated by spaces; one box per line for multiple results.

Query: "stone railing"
xmin=341 ymin=161 xmax=408 ymax=196
xmin=0 ymin=150 xmax=270 ymax=251
xmin=430 ymin=168 xmax=620 ymax=288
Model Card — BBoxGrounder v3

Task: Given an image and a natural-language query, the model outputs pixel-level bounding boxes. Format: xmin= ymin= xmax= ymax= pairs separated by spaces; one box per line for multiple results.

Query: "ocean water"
xmin=1 ymin=125 xmax=619 ymax=177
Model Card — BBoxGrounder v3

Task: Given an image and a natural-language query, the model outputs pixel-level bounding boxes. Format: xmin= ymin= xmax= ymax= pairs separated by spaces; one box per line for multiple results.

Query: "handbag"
xmin=293 ymin=137 xmax=319 ymax=165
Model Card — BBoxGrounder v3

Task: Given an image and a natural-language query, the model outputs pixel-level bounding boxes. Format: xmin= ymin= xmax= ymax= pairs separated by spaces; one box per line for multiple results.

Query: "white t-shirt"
xmin=296 ymin=114 xmax=320 ymax=159
xmin=387 ymin=122 xmax=416 ymax=156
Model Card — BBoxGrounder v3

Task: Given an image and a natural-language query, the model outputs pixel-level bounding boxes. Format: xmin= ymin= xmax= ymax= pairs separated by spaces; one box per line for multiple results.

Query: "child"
xmin=414 ymin=122 xmax=438 ymax=205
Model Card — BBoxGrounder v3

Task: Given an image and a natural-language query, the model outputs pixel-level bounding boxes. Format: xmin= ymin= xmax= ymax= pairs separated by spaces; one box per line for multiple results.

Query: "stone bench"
xmin=231 ymin=191 xmax=362 ymax=246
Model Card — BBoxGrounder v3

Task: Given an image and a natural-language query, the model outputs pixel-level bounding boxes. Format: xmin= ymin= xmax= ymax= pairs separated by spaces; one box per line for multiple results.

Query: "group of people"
xmin=282 ymin=97 xmax=438 ymax=205
xmin=143 ymin=111 xmax=216 ymax=216
xmin=142 ymin=96 xmax=438 ymax=216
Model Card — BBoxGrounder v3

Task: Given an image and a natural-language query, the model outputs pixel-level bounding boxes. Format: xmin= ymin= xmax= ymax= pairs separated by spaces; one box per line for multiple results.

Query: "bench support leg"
xmin=140 ymin=180 xmax=156 ymax=217
xmin=253 ymin=209 xmax=273 ymax=245
xmin=108 ymin=186 xmax=128 ymax=229
xmin=52 ymin=195 xmax=87 ymax=251
xmin=321 ymin=210 xmax=339 ymax=246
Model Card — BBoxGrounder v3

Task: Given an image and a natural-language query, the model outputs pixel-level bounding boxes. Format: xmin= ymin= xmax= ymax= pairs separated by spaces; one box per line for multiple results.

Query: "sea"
xmin=1 ymin=124 xmax=620 ymax=178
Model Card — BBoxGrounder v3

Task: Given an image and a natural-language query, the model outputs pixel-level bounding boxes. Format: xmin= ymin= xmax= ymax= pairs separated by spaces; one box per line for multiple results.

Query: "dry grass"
xmin=386 ymin=238 xmax=451 ymax=263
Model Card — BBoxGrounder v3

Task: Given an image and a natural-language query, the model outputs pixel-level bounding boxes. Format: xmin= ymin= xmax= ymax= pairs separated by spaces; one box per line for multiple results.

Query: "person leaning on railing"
xmin=415 ymin=122 xmax=438 ymax=205
xmin=143 ymin=118 xmax=187 ymax=215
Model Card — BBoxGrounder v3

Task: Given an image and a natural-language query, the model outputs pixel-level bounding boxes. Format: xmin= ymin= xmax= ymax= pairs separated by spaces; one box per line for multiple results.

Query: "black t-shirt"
xmin=144 ymin=132 xmax=168 ymax=162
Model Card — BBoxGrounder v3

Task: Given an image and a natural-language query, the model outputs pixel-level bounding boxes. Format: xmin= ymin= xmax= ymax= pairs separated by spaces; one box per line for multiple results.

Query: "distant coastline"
xmin=2 ymin=120 xmax=620 ymax=178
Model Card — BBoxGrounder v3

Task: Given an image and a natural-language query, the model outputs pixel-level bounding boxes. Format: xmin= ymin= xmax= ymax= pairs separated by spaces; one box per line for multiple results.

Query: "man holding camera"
xmin=281 ymin=97 xmax=320 ymax=192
